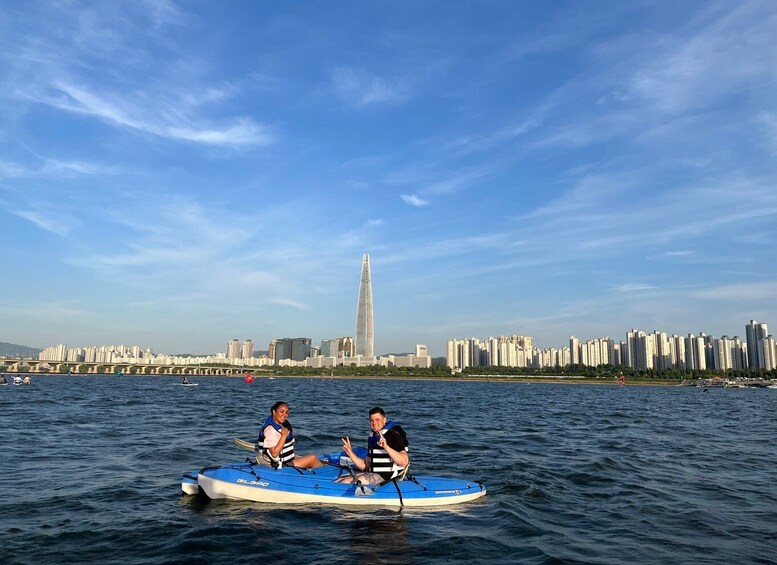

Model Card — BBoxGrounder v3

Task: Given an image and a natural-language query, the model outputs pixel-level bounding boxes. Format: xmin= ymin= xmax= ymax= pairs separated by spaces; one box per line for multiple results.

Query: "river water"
xmin=1 ymin=376 xmax=775 ymax=564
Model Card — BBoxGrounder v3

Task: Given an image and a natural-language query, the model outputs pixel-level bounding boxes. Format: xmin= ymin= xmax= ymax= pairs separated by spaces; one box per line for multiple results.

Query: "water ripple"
xmin=1 ymin=376 xmax=776 ymax=564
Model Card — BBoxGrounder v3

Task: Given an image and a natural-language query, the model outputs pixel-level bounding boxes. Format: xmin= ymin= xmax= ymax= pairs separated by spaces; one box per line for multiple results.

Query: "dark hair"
xmin=368 ymin=406 xmax=385 ymax=417
xmin=271 ymin=401 xmax=288 ymax=413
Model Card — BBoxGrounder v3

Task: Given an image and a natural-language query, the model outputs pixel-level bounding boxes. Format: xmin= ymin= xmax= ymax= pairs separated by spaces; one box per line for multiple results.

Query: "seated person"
xmin=339 ymin=406 xmax=409 ymax=485
xmin=257 ymin=401 xmax=323 ymax=469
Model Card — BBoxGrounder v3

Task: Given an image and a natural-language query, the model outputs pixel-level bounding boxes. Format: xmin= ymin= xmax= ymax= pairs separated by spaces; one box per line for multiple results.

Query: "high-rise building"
xmin=321 ymin=337 xmax=355 ymax=358
xmin=269 ymin=337 xmax=312 ymax=364
xmin=320 ymin=339 xmax=338 ymax=357
xmin=569 ymin=336 xmax=580 ymax=365
xmin=745 ymin=320 xmax=769 ymax=369
xmin=763 ymin=335 xmax=776 ymax=370
xmin=355 ymin=253 xmax=374 ymax=357
xmin=227 ymin=339 xmax=241 ymax=359
xmin=242 ymin=340 xmax=254 ymax=359
xmin=268 ymin=339 xmax=280 ymax=362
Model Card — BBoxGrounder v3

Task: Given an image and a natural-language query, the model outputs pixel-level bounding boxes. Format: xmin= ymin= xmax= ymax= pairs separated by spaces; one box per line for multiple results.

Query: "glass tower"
xmin=355 ymin=253 xmax=374 ymax=357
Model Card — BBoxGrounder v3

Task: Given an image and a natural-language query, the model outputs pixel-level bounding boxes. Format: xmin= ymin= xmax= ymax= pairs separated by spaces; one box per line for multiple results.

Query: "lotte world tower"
xmin=355 ymin=253 xmax=374 ymax=357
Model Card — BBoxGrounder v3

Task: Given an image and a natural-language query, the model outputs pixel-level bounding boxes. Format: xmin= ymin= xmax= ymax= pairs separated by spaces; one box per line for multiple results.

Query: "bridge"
xmin=0 ymin=358 xmax=266 ymax=376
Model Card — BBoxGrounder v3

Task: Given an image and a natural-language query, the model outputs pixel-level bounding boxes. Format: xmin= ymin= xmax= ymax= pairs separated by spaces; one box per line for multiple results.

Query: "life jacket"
xmin=257 ymin=416 xmax=295 ymax=468
xmin=367 ymin=420 xmax=408 ymax=480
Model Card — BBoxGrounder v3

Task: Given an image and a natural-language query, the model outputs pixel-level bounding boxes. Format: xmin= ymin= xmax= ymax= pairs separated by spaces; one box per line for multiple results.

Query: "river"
xmin=1 ymin=376 xmax=775 ymax=564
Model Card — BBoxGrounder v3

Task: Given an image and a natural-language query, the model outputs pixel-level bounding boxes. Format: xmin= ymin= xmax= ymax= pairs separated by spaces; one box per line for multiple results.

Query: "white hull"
xmin=181 ymin=482 xmax=200 ymax=495
xmin=197 ymin=473 xmax=486 ymax=508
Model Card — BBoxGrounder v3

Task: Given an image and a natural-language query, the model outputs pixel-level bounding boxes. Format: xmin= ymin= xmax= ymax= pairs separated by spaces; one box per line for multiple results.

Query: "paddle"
xmin=233 ymin=437 xmax=257 ymax=451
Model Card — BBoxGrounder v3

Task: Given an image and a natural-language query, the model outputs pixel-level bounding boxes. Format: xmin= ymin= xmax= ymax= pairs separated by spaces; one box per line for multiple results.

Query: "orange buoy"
xmin=245 ymin=373 xmax=254 ymax=383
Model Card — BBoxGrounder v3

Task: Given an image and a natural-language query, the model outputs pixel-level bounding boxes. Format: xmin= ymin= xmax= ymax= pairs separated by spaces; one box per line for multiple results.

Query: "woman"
xmin=257 ymin=401 xmax=323 ymax=469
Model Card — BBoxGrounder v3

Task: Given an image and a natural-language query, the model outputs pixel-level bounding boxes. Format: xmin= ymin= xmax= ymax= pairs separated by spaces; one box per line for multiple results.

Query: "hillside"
xmin=0 ymin=342 xmax=42 ymax=358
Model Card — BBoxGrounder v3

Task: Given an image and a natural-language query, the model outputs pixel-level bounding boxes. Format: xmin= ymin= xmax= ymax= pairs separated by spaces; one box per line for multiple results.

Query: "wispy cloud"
xmin=40 ymin=158 xmax=122 ymax=176
xmin=1 ymin=3 xmax=272 ymax=148
xmin=613 ymin=283 xmax=656 ymax=293
xmin=1 ymin=157 xmax=122 ymax=179
xmin=760 ymin=111 xmax=777 ymax=155
xmin=400 ymin=194 xmax=429 ymax=207
xmin=330 ymin=67 xmax=409 ymax=108
xmin=0 ymin=161 xmax=26 ymax=179
xmin=663 ymin=251 xmax=693 ymax=257
xmin=26 ymin=82 xmax=272 ymax=146
xmin=439 ymin=103 xmax=550 ymax=155
xmin=12 ymin=208 xmax=74 ymax=236
xmin=0 ymin=301 xmax=92 ymax=320
xmin=694 ymin=282 xmax=777 ymax=301
xmin=266 ymin=297 xmax=308 ymax=310
xmin=626 ymin=3 xmax=777 ymax=116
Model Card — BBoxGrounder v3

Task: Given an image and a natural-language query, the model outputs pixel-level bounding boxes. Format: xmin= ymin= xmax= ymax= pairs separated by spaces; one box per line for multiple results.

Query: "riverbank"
xmin=293 ymin=374 xmax=680 ymax=385
xmin=9 ymin=372 xmax=681 ymax=385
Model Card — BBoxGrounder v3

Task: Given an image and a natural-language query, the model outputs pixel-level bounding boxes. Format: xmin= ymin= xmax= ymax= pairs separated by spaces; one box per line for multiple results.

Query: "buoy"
xmin=245 ymin=374 xmax=254 ymax=384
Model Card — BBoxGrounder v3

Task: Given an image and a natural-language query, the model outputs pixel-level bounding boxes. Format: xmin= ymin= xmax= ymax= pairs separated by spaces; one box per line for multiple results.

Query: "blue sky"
xmin=1 ymin=1 xmax=776 ymax=357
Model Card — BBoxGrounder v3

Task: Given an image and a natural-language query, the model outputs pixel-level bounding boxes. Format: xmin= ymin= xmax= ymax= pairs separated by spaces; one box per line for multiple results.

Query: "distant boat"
xmin=23 ymin=376 xmax=31 ymax=384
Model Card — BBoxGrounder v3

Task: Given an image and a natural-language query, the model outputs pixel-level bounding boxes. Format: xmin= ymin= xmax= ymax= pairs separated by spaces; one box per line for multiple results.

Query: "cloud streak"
xmin=28 ymin=82 xmax=272 ymax=146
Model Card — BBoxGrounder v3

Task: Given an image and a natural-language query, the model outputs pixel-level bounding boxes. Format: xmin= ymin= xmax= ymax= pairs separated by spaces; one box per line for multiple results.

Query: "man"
xmin=340 ymin=407 xmax=409 ymax=485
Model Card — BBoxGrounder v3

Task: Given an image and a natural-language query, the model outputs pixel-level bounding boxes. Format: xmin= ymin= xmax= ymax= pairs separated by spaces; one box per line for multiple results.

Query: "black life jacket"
xmin=367 ymin=420 xmax=408 ymax=480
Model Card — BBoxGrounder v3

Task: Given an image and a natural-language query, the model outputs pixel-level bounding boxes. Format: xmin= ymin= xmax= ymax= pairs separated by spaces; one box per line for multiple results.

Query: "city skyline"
xmin=1 ymin=2 xmax=776 ymax=357
xmin=33 ymin=318 xmax=772 ymax=368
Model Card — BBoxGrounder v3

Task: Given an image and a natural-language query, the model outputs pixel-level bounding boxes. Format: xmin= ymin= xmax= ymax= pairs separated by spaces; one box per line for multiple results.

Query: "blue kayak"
xmin=182 ymin=449 xmax=486 ymax=508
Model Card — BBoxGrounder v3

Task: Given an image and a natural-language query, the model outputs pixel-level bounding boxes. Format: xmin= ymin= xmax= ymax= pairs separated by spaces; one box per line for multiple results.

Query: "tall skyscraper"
xmin=355 ymin=253 xmax=374 ymax=357
xmin=242 ymin=339 xmax=254 ymax=359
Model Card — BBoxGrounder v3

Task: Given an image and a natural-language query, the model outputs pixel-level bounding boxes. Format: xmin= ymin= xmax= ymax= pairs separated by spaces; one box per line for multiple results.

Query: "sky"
xmin=1 ymin=1 xmax=776 ymax=357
